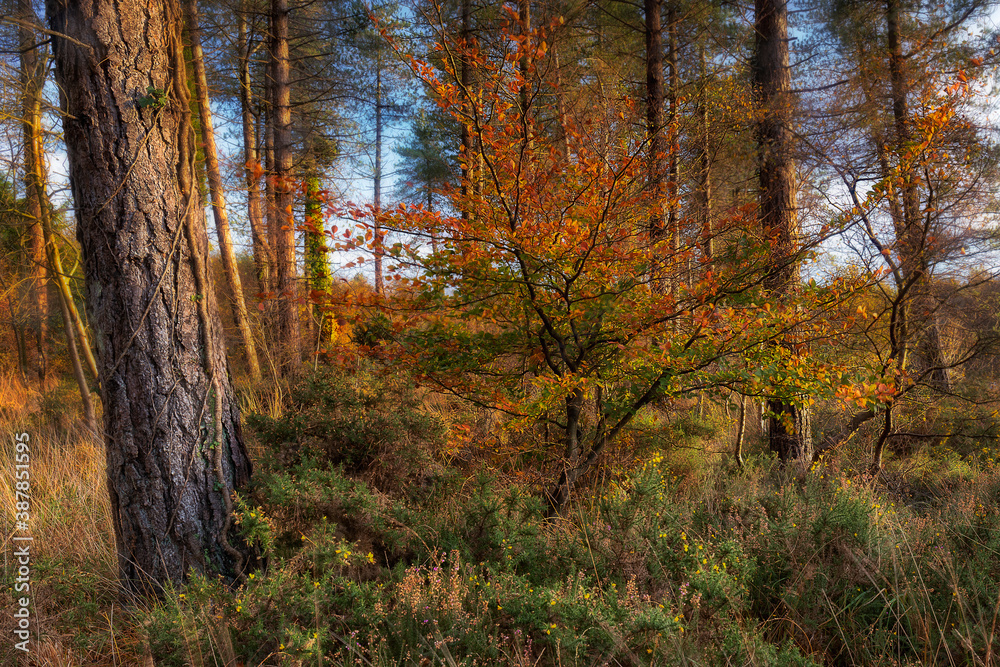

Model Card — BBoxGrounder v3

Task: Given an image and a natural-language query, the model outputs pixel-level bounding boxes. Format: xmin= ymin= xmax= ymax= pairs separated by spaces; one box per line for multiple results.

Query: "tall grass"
xmin=0 ymin=378 xmax=140 ymax=665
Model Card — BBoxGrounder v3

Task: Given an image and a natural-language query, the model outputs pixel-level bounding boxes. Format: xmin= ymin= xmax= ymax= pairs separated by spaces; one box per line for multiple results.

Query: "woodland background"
xmin=2 ymin=0 xmax=1000 ymax=664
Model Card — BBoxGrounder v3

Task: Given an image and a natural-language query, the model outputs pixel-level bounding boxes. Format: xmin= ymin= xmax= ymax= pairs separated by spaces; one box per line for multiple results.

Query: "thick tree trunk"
xmin=18 ymin=0 xmax=49 ymax=383
xmin=754 ymin=0 xmax=811 ymax=462
xmin=186 ymin=0 xmax=261 ymax=382
xmin=47 ymin=0 xmax=255 ymax=593
xmin=270 ymin=0 xmax=301 ymax=374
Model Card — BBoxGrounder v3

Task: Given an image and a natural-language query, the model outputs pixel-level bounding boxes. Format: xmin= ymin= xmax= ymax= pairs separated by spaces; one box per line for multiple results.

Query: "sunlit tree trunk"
xmin=238 ymin=4 xmax=272 ymax=294
xmin=47 ymin=0 xmax=256 ymax=592
xmin=18 ymin=0 xmax=49 ymax=383
xmin=270 ymin=0 xmax=301 ymax=374
xmin=186 ymin=0 xmax=261 ymax=382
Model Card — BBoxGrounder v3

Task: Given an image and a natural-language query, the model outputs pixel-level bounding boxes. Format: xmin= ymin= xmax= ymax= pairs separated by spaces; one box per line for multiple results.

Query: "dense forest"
xmin=2 ymin=0 xmax=1000 ymax=664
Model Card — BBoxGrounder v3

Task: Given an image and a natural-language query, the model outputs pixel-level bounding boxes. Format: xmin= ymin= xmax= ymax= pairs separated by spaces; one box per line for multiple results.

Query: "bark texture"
xmin=47 ymin=0 xmax=255 ymax=593
xmin=754 ymin=0 xmax=811 ymax=462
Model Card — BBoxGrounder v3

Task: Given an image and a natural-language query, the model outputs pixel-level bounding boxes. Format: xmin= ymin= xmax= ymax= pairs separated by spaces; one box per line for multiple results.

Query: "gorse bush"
xmin=131 ymin=366 xmax=1000 ymax=666
xmin=247 ymin=359 xmax=449 ymax=491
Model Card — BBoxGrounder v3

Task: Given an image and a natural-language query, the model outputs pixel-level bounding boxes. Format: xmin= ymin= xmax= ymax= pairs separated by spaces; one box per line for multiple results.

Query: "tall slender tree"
xmin=17 ymin=0 xmax=49 ymax=383
xmin=269 ymin=0 xmax=302 ymax=374
xmin=754 ymin=0 xmax=811 ymax=461
xmin=186 ymin=0 xmax=262 ymax=382
xmin=237 ymin=0 xmax=272 ymax=294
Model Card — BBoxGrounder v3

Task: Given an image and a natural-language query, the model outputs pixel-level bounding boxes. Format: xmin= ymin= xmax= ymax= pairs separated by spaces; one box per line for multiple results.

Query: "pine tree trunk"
xmin=238 ymin=4 xmax=272 ymax=294
xmin=754 ymin=0 xmax=811 ymax=462
xmin=186 ymin=0 xmax=261 ymax=382
xmin=374 ymin=62 xmax=384 ymax=296
xmin=47 ymin=0 xmax=256 ymax=593
xmin=270 ymin=0 xmax=301 ymax=374
xmin=644 ymin=0 xmax=664 ymax=238
xmin=18 ymin=0 xmax=49 ymax=383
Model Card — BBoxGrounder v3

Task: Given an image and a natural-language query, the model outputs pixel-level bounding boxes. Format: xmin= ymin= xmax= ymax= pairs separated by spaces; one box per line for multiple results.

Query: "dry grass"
xmin=0 ymin=375 xmax=137 ymax=666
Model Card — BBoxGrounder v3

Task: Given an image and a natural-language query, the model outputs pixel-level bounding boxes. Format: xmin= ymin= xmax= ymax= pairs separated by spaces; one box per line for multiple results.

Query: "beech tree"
xmin=46 ymin=0 xmax=255 ymax=591
xmin=385 ymin=20 xmax=859 ymax=514
xmin=807 ymin=0 xmax=1000 ymax=468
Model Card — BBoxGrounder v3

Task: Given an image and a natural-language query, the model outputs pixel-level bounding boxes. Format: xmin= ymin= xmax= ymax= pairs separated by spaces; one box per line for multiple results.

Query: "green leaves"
xmin=137 ymin=86 xmax=168 ymax=110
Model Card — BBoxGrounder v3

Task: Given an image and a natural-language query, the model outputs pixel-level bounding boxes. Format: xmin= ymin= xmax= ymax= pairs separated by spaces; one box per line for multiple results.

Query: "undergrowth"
xmin=3 ymin=367 xmax=1000 ymax=665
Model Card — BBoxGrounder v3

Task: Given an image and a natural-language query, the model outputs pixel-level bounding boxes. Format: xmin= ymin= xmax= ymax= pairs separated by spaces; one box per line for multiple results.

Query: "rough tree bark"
xmin=754 ymin=0 xmax=811 ymax=462
xmin=46 ymin=0 xmax=256 ymax=593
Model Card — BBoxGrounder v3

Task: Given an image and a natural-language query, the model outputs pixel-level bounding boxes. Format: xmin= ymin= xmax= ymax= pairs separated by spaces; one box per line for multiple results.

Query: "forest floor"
xmin=2 ymin=366 xmax=1000 ymax=666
